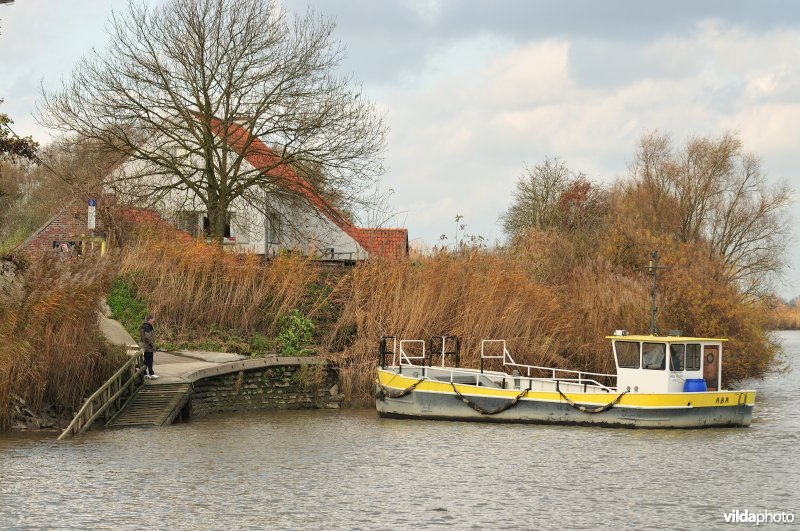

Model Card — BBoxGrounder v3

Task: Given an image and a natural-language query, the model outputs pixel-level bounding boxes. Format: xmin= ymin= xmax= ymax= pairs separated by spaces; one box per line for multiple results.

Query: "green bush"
xmin=249 ymin=333 xmax=274 ymax=357
xmin=107 ymin=276 xmax=148 ymax=335
xmin=276 ymin=309 xmax=315 ymax=356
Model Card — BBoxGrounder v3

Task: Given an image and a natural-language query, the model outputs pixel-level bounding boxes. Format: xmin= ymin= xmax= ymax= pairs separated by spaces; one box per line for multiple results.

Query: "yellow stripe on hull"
xmin=377 ymin=369 xmax=756 ymax=409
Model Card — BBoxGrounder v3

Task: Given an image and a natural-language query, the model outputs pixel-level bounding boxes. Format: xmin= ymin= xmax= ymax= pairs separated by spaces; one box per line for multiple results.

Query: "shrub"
xmin=276 ymin=309 xmax=315 ymax=356
xmin=107 ymin=276 xmax=148 ymax=335
xmin=249 ymin=333 xmax=274 ymax=356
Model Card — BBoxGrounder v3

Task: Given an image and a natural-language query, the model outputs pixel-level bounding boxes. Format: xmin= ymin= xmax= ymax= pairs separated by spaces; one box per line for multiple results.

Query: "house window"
xmin=267 ymin=212 xmax=282 ymax=244
xmin=200 ymin=212 xmax=248 ymax=243
xmin=168 ymin=146 xmax=188 ymax=161
xmin=203 ymin=215 xmax=232 ymax=238
xmin=175 ymin=211 xmax=200 ymax=237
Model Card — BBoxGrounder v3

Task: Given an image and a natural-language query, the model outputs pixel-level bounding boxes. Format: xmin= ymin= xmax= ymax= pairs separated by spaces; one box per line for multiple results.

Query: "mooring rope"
xmin=557 ymin=387 xmax=628 ymax=413
xmin=450 ymin=382 xmax=529 ymax=415
xmin=375 ymin=376 xmax=426 ymax=401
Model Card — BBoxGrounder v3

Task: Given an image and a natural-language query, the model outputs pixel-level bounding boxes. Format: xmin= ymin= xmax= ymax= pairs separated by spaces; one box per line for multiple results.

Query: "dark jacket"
xmin=139 ymin=322 xmax=155 ymax=352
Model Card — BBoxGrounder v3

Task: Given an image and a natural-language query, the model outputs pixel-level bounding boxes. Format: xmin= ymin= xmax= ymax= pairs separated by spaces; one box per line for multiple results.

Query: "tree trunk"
xmin=206 ymin=198 xmax=228 ymax=244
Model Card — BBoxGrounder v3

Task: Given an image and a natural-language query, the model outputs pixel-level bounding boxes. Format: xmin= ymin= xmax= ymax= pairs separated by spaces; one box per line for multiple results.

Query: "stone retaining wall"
xmin=190 ymin=361 xmax=343 ymax=417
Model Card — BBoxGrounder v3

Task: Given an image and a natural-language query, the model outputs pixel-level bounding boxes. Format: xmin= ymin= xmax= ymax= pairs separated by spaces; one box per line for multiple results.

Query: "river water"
xmin=2 ymin=331 xmax=799 ymax=530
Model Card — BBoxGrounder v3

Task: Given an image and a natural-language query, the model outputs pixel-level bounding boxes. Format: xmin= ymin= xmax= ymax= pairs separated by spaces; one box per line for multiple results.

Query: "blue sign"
xmin=88 ymin=199 xmax=97 ymax=206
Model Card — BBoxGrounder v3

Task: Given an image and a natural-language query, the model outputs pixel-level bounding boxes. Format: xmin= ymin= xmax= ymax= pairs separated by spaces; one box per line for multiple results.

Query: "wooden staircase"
xmin=106 ymin=382 xmax=192 ymax=428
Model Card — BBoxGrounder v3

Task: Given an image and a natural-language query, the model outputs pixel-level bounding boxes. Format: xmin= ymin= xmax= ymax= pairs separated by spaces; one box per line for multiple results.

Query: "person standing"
xmin=139 ymin=315 xmax=159 ymax=379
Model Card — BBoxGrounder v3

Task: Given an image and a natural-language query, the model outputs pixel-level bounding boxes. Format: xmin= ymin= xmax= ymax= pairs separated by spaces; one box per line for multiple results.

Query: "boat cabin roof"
xmin=605 ymin=335 xmax=727 ymax=343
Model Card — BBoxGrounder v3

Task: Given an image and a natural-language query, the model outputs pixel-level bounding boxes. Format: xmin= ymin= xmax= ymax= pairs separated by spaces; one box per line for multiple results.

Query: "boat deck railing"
xmin=378 ymin=336 xmax=616 ymax=392
xmin=480 ymin=340 xmax=616 ymax=390
xmin=384 ymin=362 xmax=616 ymax=393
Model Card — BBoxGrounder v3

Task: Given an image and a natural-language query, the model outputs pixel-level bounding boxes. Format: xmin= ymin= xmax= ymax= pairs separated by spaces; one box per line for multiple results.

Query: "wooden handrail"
xmin=58 ymin=349 xmax=145 ymax=440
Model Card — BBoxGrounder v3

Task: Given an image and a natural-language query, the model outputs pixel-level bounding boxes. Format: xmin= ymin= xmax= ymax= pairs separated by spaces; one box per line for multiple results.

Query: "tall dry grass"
xmin=559 ymin=259 xmax=651 ymax=374
xmin=0 ymin=254 xmax=125 ymax=430
xmin=113 ymin=224 xmax=779 ymax=406
xmin=118 ymin=232 xmax=318 ymax=336
xmin=769 ymin=300 xmax=800 ymax=330
xmin=324 ymin=251 xmax=633 ymax=404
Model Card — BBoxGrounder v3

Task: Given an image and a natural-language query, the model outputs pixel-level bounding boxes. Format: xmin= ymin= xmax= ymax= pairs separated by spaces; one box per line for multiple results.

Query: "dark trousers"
xmin=144 ymin=351 xmax=154 ymax=376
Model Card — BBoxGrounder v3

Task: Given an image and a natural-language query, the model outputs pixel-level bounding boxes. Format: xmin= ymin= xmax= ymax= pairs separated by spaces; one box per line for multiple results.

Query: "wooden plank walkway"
xmin=100 ymin=350 xmax=326 ymax=431
xmin=106 ymin=383 xmax=192 ymax=428
xmin=104 ymin=351 xmax=240 ymax=429
xmin=62 ymin=319 xmax=323 ymax=437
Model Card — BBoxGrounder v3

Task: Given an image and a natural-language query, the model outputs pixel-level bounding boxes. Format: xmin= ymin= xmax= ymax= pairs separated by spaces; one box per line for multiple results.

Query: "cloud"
xmin=376 ymin=20 xmax=800 ymax=270
xmin=3 ymin=0 xmax=799 ymax=296
xmin=0 ymin=0 xmax=128 ymax=142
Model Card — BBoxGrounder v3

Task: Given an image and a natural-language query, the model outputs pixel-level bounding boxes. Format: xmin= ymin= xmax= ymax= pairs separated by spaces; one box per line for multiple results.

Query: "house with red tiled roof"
xmin=110 ymin=119 xmax=407 ymax=261
xmin=10 ymin=196 xmax=189 ymax=257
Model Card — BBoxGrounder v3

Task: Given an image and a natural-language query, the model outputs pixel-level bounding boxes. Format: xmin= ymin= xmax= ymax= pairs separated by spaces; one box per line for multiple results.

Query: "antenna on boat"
xmin=643 ymin=250 xmax=667 ymax=335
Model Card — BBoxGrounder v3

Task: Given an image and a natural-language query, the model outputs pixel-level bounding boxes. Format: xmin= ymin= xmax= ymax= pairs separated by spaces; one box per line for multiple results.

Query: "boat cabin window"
xmin=616 ymin=341 xmax=640 ymax=369
xmin=642 ymin=342 xmax=666 ymax=370
xmin=686 ymin=344 xmax=701 ymax=371
xmin=670 ymin=344 xmax=685 ymax=371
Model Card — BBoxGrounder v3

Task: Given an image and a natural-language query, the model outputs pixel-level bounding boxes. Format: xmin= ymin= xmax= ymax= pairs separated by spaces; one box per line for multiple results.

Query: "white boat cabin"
xmin=608 ymin=332 xmax=725 ymax=393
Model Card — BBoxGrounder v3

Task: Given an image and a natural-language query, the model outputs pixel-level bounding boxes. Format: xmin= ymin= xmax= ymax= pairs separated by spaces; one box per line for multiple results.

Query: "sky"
xmin=1 ymin=0 xmax=799 ymax=298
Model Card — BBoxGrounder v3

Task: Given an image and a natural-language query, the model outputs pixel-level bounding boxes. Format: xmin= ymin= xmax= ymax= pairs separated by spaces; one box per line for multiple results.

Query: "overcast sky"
xmin=1 ymin=0 xmax=799 ymax=298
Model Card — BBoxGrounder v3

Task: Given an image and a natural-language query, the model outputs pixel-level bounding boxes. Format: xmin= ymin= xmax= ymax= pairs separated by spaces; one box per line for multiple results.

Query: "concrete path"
xmin=98 ymin=314 xmax=139 ymax=350
xmin=149 ymin=351 xmax=247 ymax=385
xmin=94 ymin=310 xmax=250 ymax=385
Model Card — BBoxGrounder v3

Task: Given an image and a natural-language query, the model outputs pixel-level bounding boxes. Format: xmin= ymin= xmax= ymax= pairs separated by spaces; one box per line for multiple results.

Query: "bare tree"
xmin=500 ymin=157 xmax=602 ymax=240
xmin=631 ymin=131 xmax=793 ymax=293
xmin=38 ymin=0 xmax=386 ymax=240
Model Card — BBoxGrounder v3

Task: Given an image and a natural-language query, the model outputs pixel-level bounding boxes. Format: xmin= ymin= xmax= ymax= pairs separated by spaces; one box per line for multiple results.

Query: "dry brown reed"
xmin=769 ymin=301 xmax=800 ymax=330
xmin=325 ymin=251 xmax=576 ymax=404
xmin=0 ymin=254 xmax=124 ymax=430
xmin=113 ymin=224 xmax=779 ymax=406
xmin=559 ymin=259 xmax=651 ymax=374
xmin=118 ymin=231 xmax=317 ymax=336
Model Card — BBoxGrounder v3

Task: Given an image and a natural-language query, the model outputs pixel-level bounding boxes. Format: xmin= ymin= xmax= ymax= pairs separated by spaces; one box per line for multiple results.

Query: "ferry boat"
xmin=375 ymin=333 xmax=756 ymax=428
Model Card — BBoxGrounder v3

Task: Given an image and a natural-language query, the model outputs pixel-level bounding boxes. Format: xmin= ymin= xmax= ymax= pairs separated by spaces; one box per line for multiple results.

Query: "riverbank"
xmin=2 ymin=223 xmax=785 ymax=431
xmin=111 ymin=232 xmax=781 ymax=407
xmin=0 ymin=255 xmax=125 ymax=431
xmin=10 ymin=349 xmax=345 ymax=433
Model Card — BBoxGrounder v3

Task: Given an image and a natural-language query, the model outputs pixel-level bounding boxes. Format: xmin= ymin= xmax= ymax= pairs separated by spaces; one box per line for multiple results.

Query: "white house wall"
xmin=110 ymin=136 xmax=368 ymax=259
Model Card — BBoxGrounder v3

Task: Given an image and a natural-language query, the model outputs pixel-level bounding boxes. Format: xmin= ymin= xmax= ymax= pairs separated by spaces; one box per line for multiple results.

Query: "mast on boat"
xmin=643 ymin=250 xmax=667 ymax=336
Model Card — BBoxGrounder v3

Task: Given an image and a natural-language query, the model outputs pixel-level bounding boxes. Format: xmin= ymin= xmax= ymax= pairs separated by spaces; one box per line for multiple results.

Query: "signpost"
xmin=83 ymin=198 xmax=107 ymax=255
xmin=88 ymin=199 xmax=97 ymax=230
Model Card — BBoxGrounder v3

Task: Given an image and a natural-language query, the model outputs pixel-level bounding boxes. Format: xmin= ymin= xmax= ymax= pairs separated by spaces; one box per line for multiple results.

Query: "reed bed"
xmin=559 ymin=260 xmax=651 ymax=375
xmin=323 ymin=252 xmax=640 ymax=404
xmin=118 ymin=232 xmax=318 ymax=337
xmin=0 ymin=254 xmax=124 ymax=430
xmin=769 ymin=302 xmax=800 ymax=330
xmin=102 ymin=224 xmax=781 ymax=408
xmin=324 ymin=252 xmax=662 ymax=404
